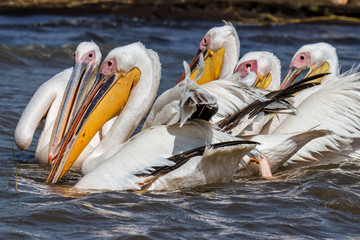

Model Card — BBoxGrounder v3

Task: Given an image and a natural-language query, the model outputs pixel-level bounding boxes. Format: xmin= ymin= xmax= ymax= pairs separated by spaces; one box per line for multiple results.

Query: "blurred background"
xmin=1 ymin=0 xmax=360 ymax=24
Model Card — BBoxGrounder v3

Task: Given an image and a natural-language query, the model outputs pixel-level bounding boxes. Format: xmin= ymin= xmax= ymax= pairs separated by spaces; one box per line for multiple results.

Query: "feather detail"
xmin=217 ymin=73 xmax=327 ymax=135
xmin=273 ymin=67 xmax=360 ymax=163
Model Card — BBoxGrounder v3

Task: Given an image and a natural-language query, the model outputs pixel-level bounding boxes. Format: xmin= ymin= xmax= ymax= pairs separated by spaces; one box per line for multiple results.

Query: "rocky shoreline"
xmin=1 ymin=0 xmax=360 ymax=24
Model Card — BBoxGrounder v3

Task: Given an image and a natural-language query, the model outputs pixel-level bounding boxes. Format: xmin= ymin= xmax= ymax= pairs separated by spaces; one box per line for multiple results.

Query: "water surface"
xmin=0 ymin=15 xmax=359 ymax=239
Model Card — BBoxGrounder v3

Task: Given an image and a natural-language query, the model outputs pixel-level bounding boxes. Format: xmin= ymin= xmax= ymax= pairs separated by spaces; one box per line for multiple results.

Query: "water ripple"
xmin=1 ymin=15 xmax=360 ymax=239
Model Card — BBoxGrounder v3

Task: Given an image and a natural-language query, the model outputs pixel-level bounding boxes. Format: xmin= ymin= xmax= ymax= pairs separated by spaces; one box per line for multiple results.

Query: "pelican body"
xmin=76 ymin=121 xmax=256 ymax=191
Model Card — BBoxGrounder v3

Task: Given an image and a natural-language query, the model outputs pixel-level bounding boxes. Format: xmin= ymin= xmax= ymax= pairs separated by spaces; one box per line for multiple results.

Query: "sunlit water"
xmin=0 ymin=15 xmax=359 ymax=239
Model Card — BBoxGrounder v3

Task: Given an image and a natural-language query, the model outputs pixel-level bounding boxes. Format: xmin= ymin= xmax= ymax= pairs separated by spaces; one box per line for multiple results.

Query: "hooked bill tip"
xmin=48 ymin=155 xmax=53 ymax=164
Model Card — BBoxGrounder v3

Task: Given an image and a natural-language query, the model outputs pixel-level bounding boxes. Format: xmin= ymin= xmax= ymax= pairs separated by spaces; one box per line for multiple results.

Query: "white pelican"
xmin=234 ymin=51 xmax=281 ymax=91
xmin=281 ymin=42 xmax=339 ymax=90
xmin=45 ymin=42 xmax=257 ymax=192
xmin=176 ymin=21 xmax=240 ymax=85
xmin=14 ymin=42 xmax=102 ymax=168
xmin=223 ymin=51 xmax=283 ymax=136
xmin=268 ymin=42 xmax=339 ymax=132
xmin=272 ymin=43 xmax=360 ymax=165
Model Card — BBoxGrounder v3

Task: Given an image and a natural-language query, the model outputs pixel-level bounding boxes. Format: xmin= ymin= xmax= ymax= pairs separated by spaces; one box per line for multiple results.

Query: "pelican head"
xmin=234 ymin=51 xmax=281 ymax=91
xmin=48 ymin=41 xmax=101 ymax=162
xmin=47 ymin=42 xmax=159 ymax=183
xmin=177 ymin=21 xmax=240 ymax=85
xmin=281 ymin=42 xmax=338 ymax=89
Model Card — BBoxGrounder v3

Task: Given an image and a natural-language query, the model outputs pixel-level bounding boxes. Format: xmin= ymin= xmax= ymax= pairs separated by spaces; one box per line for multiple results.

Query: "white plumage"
xmin=45 ymin=42 xmax=256 ymax=191
xmin=273 ymin=67 xmax=360 ymax=164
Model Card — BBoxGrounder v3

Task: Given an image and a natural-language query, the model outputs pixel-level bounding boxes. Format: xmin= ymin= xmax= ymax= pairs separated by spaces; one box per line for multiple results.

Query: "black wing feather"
xmin=136 ymin=140 xmax=257 ymax=177
xmin=218 ymin=73 xmax=328 ymax=132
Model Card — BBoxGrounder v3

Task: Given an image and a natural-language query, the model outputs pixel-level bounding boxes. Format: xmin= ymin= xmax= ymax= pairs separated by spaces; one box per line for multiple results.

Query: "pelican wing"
xmin=147 ymin=141 xmax=256 ymax=191
xmin=177 ymin=80 xmax=218 ymax=126
xmin=234 ymin=129 xmax=329 ymax=178
xmin=142 ymin=79 xmax=218 ymax=128
xmin=273 ymin=68 xmax=360 ymax=163
xmin=74 ymin=121 xmax=254 ymax=191
xmin=201 ymin=75 xmax=267 ymax=123
xmin=137 ymin=140 xmax=257 ymax=178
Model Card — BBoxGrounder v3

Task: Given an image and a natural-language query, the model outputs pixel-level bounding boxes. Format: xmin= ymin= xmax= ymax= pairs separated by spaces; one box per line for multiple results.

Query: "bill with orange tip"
xmin=47 ymin=52 xmax=141 ymax=184
xmin=280 ymin=50 xmax=330 ymax=89
xmin=48 ymin=42 xmax=101 ymax=164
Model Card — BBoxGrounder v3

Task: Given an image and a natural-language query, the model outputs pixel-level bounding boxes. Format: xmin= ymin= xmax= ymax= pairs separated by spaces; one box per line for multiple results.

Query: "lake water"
xmin=0 ymin=14 xmax=359 ymax=239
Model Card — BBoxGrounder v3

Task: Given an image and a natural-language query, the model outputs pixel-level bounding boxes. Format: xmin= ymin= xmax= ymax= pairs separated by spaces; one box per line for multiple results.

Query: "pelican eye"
xmin=107 ymin=61 xmax=113 ymax=67
xmin=246 ymin=63 xmax=251 ymax=68
xmin=300 ymin=55 xmax=305 ymax=60
xmin=89 ymin=53 xmax=93 ymax=58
